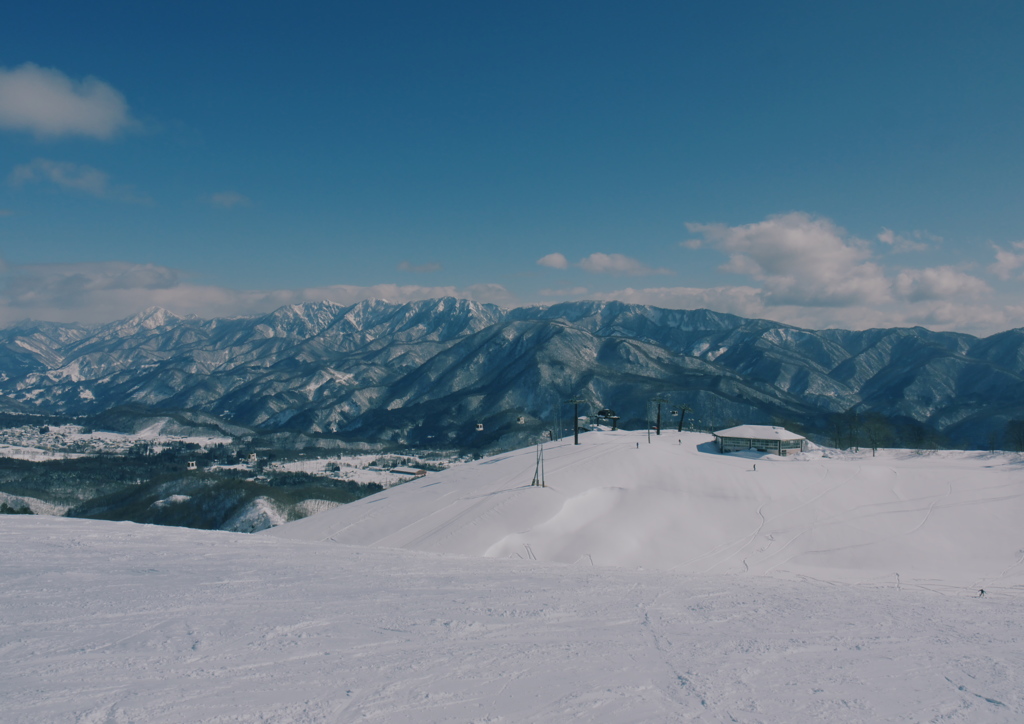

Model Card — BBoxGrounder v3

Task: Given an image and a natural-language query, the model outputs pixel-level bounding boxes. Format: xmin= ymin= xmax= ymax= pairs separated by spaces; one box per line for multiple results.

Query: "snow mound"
xmin=269 ymin=430 xmax=1024 ymax=591
xmin=224 ymin=496 xmax=288 ymax=533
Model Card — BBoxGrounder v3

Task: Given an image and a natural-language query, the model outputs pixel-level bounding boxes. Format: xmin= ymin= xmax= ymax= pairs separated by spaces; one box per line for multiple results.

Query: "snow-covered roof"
xmin=713 ymin=425 xmax=805 ymax=441
xmin=392 ymin=466 xmax=426 ymax=476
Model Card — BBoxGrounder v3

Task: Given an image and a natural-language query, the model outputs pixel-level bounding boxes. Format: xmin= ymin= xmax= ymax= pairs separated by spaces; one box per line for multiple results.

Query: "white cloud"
xmin=576 ymin=212 xmax=1020 ymax=335
xmin=686 ymin=212 xmax=891 ymax=307
xmin=894 ymin=267 xmax=990 ymax=303
xmin=538 ymin=251 xmax=669 ymax=275
xmin=537 ymin=253 xmax=569 ymax=269
xmin=578 ymin=253 xmax=671 ymax=276
xmin=398 ymin=261 xmax=442 ymax=273
xmin=877 ymin=228 xmax=933 ymax=253
xmin=988 ymin=241 xmax=1024 ymax=281
xmin=588 ymin=285 xmax=766 ymax=319
xmin=208 ymin=191 xmax=251 ymax=209
xmin=9 ymin=158 xmax=148 ymax=203
xmin=586 ymin=283 xmax=1017 ymax=336
xmin=0 ymin=63 xmax=133 ymax=139
xmin=539 ymin=286 xmax=589 ymax=297
xmin=0 ymin=258 xmax=515 ymax=326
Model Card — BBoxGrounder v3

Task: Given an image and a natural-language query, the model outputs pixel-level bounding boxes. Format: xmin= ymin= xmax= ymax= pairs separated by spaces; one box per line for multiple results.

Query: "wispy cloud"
xmin=0 ymin=63 xmax=133 ymax=139
xmin=589 ymin=282 xmax=1011 ymax=335
xmin=0 ymin=209 xmax=11 ymax=217
xmin=578 ymin=252 xmax=671 ymax=275
xmin=0 ymin=258 xmax=515 ymax=326
xmin=539 ymin=286 xmax=588 ymax=297
xmin=988 ymin=241 xmax=1024 ymax=281
xmin=588 ymin=286 xmax=766 ymax=319
xmin=398 ymin=261 xmax=442 ymax=273
xmin=207 ymin=191 xmax=251 ymax=209
xmin=9 ymin=158 xmax=148 ymax=203
xmin=538 ymin=251 xmax=670 ymax=275
xmin=877 ymin=228 xmax=937 ymax=253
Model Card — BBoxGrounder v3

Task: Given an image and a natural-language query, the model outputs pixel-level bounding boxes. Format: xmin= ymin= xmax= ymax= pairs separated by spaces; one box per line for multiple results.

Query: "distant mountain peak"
xmin=115 ymin=307 xmax=182 ymax=332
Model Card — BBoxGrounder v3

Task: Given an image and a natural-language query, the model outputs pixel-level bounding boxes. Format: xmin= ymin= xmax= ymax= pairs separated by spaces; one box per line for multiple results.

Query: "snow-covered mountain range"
xmin=3 ymin=298 xmax=1024 ymax=448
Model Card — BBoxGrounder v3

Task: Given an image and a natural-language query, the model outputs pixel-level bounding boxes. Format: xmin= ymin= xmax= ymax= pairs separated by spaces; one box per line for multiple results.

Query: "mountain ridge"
xmin=2 ymin=298 xmax=1023 ymax=449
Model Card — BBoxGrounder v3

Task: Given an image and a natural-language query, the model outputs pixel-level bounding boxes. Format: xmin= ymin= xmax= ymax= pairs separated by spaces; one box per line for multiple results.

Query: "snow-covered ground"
xmin=0 ymin=442 xmax=84 ymax=461
xmin=270 ymin=430 xmax=1024 ymax=593
xmin=3 ymin=515 xmax=1022 ymax=723
xmin=267 ymin=453 xmax=453 ymax=487
xmin=0 ymin=422 xmax=230 ymax=458
xmin=4 ymin=429 xmax=1024 ymax=722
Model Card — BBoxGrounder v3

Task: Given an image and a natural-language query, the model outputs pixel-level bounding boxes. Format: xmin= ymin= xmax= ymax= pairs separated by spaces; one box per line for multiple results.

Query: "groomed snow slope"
xmin=269 ymin=430 xmax=1024 ymax=593
xmin=3 ymin=516 xmax=1023 ymax=723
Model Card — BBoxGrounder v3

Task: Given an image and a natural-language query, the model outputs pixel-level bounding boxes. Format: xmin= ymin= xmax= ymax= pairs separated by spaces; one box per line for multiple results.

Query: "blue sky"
xmin=1 ymin=1 xmax=1023 ymax=334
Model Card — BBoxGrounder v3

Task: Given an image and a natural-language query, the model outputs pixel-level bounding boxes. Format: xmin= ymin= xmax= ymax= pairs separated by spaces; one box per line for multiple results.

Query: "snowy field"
xmin=3 ymin=515 xmax=1022 ymax=723
xmin=4 ymin=429 xmax=1024 ymax=722
xmin=264 ymin=453 xmax=450 ymax=488
xmin=271 ymin=430 xmax=1024 ymax=593
xmin=0 ymin=422 xmax=230 ymax=458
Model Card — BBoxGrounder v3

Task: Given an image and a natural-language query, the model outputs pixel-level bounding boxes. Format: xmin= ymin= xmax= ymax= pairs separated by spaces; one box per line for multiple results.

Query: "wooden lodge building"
xmin=713 ymin=425 xmax=807 ymax=457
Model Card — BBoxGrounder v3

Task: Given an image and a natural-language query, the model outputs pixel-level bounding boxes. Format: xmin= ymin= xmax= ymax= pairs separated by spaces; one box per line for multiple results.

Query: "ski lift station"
xmin=713 ymin=425 xmax=807 ymax=457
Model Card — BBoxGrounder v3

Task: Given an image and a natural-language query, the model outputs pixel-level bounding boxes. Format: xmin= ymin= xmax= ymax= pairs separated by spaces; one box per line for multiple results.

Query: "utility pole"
xmin=651 ymin=396 xmax=669 ymax=436
xmin=566 ymin=396 xmax=585 ymax=445
xmin=531 ymin=441 xmax=545 ymax=487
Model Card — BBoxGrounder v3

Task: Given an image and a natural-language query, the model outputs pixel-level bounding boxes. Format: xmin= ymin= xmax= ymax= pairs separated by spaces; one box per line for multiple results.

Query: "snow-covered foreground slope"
xmin=269 ymin=430 xmax=1024 ymax=593
xmin=3 ymin=515 xmax=1022 ymax=723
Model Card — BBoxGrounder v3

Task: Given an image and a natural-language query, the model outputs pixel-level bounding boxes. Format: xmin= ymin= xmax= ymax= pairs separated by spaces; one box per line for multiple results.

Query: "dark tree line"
xmin=1 ymin=501 xmax=33 ymax=514
xmin=1007 ymin=420 xmax=1024 ymax=452
xmin=820 ymin=411 xmax=1024 ymax=454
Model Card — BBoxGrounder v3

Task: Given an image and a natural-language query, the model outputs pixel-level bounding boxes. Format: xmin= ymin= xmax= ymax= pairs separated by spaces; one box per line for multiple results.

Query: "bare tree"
xmin=862 ymin=413 xmax=892 ymax=457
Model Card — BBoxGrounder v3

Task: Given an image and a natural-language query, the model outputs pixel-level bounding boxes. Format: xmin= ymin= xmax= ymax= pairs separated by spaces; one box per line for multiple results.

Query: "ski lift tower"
xmin=651 ymin=396 xmax=669 ymax=436
xmin=565 ymin=396 xmax=586 ymax=445
xmin=673 ymin=403 xmax=693 ymax=432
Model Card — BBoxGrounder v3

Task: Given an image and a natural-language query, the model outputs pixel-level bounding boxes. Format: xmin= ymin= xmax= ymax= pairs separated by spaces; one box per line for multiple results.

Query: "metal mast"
xmin=674 ymin=403 xmax=692 ymax=433
xmin=566 ymin=396 xmax=585 ymax=445
xmin=531 ymin=442 xmax=545 ymax=487
xmin=651 ymin=396 xmax=669 ymax=436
